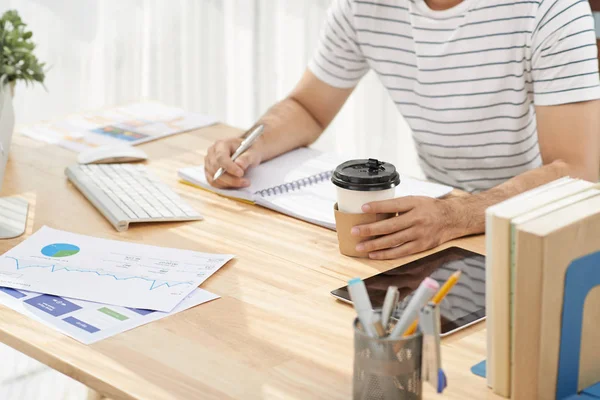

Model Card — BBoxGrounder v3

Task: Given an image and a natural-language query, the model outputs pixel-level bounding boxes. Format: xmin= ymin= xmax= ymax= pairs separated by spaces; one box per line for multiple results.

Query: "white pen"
xmin=389 ymin=277 xmax=440 ymax=339
xmin=213 ymin=124 xmax=265 ymax=182
xmin=381 ymin=286 xmax=399 ymax=329
xmin=348 ymin=277 xmax=376 ymax=337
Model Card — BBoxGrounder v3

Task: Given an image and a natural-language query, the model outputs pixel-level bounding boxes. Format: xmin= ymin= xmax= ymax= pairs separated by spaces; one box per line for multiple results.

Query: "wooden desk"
xmin=0 ymin=124 xmax=500 ymax=400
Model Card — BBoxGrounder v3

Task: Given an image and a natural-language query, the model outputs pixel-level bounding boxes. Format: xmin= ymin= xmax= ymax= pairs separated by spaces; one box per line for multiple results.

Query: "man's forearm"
xmin=441 ymin=160 xmax=586 ymax=240
xmin=251 ymin=96 xmax=324 ymax=162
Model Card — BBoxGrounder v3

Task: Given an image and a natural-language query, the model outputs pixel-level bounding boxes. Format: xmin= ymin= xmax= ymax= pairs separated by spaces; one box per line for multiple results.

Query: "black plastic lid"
xmin=331 ymin=158 xmax=400 ymax=191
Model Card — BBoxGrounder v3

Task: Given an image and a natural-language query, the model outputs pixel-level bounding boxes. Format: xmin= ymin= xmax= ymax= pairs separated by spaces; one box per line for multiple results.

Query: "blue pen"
xmin=437 ymin=369 xmax=447 ymax=393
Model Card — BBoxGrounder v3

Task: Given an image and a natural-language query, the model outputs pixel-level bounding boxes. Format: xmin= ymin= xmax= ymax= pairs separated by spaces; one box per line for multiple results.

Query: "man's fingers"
xmin=215 ymin=154 xmax=244 ymax=177
xmin=355 ymin=228 xmax=416 ymax=253
xmin=203 ymin=137 xmax=260 ymax=189
xmin=227 ymin=138 xmax=243 ymax=151
xmin=204 ymin=164 xmax=249 ymax=188
xmin=218 ymin=174 xmax=250 ymax=188
xmin=234 ymin=151 xmax=260 ymax=171
xmin=362 ymin=196 xmax=420 ymax=214
xmin=215 ymin=141 xmax=244 ymax=177
xmin=368 ymin=241 xmax=422 ymax=260
xmin=205 ymin=169 xmax=249 ymax=188
xmin=204 ymin=156 xmax=222 ymax=180
xmin=351 ymin=213 xmax=415 ymax=237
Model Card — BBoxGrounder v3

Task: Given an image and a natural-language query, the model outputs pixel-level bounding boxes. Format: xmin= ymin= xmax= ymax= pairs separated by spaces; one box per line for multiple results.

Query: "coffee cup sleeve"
xmin=333 ymin=203 xmax=396 ymax=258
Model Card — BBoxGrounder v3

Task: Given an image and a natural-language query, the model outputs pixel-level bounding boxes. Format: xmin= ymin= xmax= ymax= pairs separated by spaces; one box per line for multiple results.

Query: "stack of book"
xmin=485 ymin=177 xmax=600 ymax=399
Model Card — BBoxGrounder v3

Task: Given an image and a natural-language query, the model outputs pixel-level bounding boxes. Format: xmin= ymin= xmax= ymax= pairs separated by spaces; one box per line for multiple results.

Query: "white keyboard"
xmin=66 ymin=164 xmax=203 ymax=231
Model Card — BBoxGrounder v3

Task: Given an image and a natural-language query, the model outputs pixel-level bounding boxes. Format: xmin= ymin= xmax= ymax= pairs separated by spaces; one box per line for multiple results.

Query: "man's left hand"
xmin=351 ymin=196 xmax=459 ymax=260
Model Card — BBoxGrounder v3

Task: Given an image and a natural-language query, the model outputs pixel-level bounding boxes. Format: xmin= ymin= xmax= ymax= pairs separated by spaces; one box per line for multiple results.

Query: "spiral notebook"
xmin=178 ymin=147 xmax=454 ymax=230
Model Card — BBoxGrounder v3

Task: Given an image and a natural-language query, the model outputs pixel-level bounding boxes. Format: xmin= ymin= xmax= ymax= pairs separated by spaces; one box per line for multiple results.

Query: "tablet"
xmin=330 ymin=247 xmax=485 ymax=336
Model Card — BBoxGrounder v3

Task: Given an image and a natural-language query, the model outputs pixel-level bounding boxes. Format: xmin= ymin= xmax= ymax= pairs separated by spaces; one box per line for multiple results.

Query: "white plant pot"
xmin=0 ymin=84 xmax=15 ymax=188
xmin=0 ymin=83 xmax=28 ymax=238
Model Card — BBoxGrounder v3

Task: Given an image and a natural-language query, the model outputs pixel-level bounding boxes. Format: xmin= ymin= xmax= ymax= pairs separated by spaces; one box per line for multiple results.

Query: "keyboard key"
xmin=115 ymin=201 xmax=137 ymax=219
xmin=154 ymin=207 xmax=175 ymax=218
xmin=141 ymin=205 xmax=162 ymax=218
xmin=124 ymin=202 xmax=150 ymax=219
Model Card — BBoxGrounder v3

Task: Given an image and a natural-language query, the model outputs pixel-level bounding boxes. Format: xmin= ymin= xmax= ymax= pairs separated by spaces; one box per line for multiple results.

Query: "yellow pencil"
xmin=402 ymin=270 xmax=462 ymax=337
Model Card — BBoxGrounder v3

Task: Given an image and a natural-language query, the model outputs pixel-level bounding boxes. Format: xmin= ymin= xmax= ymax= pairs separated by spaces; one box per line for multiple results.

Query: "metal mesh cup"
xmin=353 ymin=318 xmax=423 ymax=400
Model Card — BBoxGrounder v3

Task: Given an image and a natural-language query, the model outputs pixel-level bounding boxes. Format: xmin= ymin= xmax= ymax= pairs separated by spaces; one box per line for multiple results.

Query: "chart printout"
xmin=0 ymin=287 xmax=219 ymax=344
xmin=0 ymin=227 xmax=234 ymax=312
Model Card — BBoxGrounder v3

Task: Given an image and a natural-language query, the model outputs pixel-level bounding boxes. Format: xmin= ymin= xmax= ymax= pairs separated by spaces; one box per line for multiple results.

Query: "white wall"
xmin=4 ymin=0 xmax=422 ymax=178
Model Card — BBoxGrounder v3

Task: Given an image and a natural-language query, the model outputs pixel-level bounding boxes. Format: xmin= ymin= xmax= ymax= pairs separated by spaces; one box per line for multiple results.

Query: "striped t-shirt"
xmin=308 ymin=0 xmax=600 ymax=192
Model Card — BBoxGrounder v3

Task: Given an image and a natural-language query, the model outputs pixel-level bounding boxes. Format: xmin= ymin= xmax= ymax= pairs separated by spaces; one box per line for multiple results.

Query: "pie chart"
xmin=41 ymin=243 xmax=80 ymax=258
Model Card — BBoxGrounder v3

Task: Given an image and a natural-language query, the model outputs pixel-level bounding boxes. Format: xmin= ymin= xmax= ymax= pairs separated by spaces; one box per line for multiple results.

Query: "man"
xmin=204 ymin=0 xmax=600 ymax=260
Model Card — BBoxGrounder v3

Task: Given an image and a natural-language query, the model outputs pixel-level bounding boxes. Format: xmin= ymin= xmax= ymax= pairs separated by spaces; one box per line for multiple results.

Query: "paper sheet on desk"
xmin=0 ymin=226 xmax=233 ymax=312
xmin=255 ymin=180 xmax=338 ymax=230
xmin=0 ymin=286 xmax=218 ymax=344
xmin=17 ymin=102 xmax=217 ymax=152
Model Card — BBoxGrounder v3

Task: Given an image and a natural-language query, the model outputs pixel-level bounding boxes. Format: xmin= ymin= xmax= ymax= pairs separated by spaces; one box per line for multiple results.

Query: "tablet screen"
xmin=330 ymin=247 xmax=485 ymax=335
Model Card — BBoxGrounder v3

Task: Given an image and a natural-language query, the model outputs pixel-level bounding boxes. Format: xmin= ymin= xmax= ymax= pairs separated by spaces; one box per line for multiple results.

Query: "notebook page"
xmin=257 ymin=180 xmax=338 ymax=230
xmin=178 ymin=147 xmax=338 ymax=202
xmin=277 ymin=150 xmax=342 ymax=182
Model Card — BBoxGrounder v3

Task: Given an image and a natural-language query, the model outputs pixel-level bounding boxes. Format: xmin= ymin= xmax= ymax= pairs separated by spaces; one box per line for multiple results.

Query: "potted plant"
xmin=0 ymin=9 xmax=46 ymax=97
xmin=0 ymin=10 xmax=41 ymax=238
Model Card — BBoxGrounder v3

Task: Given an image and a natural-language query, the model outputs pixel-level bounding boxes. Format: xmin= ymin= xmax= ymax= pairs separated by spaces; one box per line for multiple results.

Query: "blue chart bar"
xmin=63 ymin=317 xmax=100 ymax=333
xmin=0 ymin=287 xmax=26 ymax=299
xmin=25 ymin=294 xmax=82 ymax=317
xmin=127 ymin=307 xmax=155 ymax=316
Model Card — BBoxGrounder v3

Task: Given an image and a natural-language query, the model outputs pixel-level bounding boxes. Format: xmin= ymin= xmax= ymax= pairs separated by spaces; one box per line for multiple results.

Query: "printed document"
xmin=0 ymin=226 xmax=233 ymax=312
xmin=0 ymin=286 xmax=218 ymax=344
xmin=18 ymin=102 xmax=217 ymax=152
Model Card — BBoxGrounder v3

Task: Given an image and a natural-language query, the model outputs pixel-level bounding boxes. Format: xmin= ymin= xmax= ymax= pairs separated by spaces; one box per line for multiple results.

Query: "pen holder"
xmin=353 ymin=319 xmax=423 ymax=400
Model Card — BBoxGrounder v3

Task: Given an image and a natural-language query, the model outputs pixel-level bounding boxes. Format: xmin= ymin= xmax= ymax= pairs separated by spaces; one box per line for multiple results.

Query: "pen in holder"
xmin=353 ymin=316 xmax=423 ymax=400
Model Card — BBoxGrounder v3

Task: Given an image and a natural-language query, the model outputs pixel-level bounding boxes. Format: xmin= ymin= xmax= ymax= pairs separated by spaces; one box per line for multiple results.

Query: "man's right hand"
xmin=203 ymin=69 xmax=353 ymax=189
xmin=204 ymin=137 xmax=263 ymax=189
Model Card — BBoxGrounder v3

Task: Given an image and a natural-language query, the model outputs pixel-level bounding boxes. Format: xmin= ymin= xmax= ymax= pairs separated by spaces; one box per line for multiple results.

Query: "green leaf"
xmin=0 ymin=9 xmax=45 ymax=87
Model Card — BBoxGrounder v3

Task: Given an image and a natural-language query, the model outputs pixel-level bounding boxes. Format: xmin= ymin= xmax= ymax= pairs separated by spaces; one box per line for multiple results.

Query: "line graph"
xmin=5 ymin=256 xmax=194 ymax=291
xmin=0 ymin=226 xmax=233 ymax=312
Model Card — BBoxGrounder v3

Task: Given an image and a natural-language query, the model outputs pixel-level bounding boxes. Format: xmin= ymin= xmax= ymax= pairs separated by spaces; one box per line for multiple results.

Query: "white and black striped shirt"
xmin=308 ymin=0 xmax=600 ymax=192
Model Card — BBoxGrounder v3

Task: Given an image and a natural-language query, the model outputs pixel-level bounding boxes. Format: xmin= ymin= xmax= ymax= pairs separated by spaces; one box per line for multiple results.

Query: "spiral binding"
xmin=256 ymin=170 xmax=333 ymax=198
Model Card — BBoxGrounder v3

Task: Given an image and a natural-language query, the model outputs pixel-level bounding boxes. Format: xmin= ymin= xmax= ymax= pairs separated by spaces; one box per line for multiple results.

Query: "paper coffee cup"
xmin=335 ymin=186 xmax=395 ymax=213
xmin=333 ymin=203 xmax=396 ymax=258
xmin=331 ymin=158 xmax=400 ymax=213
xmin=331 ymin=159 xmax=401 ymax=257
